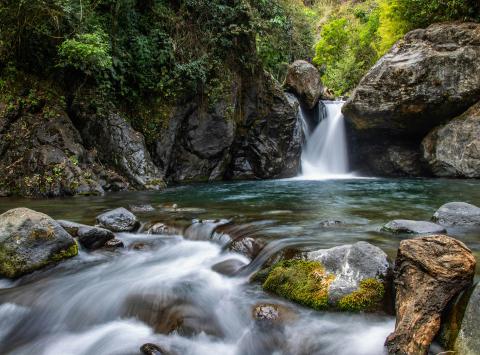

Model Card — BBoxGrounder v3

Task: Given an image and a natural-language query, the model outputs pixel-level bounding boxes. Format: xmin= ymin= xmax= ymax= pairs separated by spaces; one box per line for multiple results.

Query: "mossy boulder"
xmin=0 ymin=208 xmax=78 ymax=278
xmin=260 ymin=242 xmax=390 ymax=312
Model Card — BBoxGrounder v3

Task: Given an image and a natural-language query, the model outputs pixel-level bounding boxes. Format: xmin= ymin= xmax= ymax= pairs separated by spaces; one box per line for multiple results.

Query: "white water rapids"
xmin=0 ymin=231 xmax=394 ymax=355
xmin=299 ymin=101 xmax=354 ymax=180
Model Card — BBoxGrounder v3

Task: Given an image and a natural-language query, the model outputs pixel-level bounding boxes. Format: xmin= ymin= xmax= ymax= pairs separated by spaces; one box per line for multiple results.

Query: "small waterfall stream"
xmin=299 ymin=101 xmax=353 ymax=179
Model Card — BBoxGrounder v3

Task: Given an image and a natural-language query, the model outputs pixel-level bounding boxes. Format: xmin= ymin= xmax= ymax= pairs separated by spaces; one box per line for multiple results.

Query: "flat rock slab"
xmin=433 ymin=202 xmax=480 ymax=226
xmin=382 ymin=220 xmax=446 ymax=235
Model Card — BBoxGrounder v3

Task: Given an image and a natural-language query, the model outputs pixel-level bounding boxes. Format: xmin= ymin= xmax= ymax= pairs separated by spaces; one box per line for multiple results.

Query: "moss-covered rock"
xmin=0 ymin=208 xmax=78 ymax=278
xmin=259 ymin=242 xmax=391 ymax=313
xmin=337 ymin=278 xmax=385 ymax=312
xmin=263 ymin=260 xmax=334 ymax=311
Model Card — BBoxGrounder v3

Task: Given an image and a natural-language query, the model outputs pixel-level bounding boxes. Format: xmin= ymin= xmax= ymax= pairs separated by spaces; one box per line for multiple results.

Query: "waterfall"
xmin=299 ymin=101 xmax=352 ymax=179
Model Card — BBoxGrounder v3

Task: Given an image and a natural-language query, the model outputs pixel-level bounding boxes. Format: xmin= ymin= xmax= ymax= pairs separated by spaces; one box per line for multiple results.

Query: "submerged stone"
xmin=0 ymin=208 xmax=78 ymax=278
xmin=432 ymin=202 xmax=480 ymax=226
xmin=382 ymin=220 xmax=446 ymax=235
xmin=140 ymin=343 xmax=170 ymax=355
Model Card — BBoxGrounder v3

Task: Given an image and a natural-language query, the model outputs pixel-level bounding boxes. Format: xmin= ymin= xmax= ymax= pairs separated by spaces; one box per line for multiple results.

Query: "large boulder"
xmin=382 ymin=220 xmax=446 ymax=235
xmin=284 ymin=60 xmax=323 ymax=109
xmin=452 ymin=283 xmax=480 ymax=355
xmin=343 ymin=22 xmax=480 ymax=137
xmin=96 ymin=208 xmax=139 ymax=232
xmin=57 ymin=220 xmax=115 ymax=250
xmin=432 ymin=202 xmax=480 ymax=226
xmin=0 ymin=208 xmax=78 ymax=278
xmin=260 ymin=242 xmax=390 ymax=312
xmin=422 ymin=101 xmax=480 ymax=178
xmin=385 ymin=235 xmax=476 ymax=355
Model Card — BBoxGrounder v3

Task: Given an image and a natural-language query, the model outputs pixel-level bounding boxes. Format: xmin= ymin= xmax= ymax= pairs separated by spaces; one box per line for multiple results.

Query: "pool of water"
xmin=0 ymin=178 xmax=479 ymax=355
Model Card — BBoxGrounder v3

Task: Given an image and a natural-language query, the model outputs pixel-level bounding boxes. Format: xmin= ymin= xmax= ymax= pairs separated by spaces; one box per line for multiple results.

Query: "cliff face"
xmin=342 ymin=22 xmax=480 ymax=178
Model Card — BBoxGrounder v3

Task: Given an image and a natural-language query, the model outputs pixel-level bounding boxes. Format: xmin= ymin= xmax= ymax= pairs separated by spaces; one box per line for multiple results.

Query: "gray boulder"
xmin=423 ymin=101 xmax=480 ymax=178
xmin=453 ymin=283 xmax=480 ymax=355
xmin=305 ymin=241 xmax=390 ymax=304
xmin=432 ymin=202 xmax=480 ymax=226
xmin=382 ymin=220 xmax=446 ymax=235
xmin=0 ymin=208 xmax=78 ymax=278
xmin=284 ymin=60 xmax=323 ymax=109
xmin=343 ymin=22 xmax=480 ymax=137
xmin=57 ymin=220 xmax=114 ymax=250
xmin=96 ymin=208 xmax=139 ymax=232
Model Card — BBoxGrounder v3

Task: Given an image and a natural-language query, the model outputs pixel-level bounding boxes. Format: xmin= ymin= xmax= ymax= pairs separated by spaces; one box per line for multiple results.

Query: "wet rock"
xmin=57 ymin=220 xmax=114 ymax=250
xmin=252 ymin=303 xmax=296 ymax=325
xmin=147 ymin=223 xmax=181 ymax=236
xmin=184 ymin=219 xmax=231 ymax=241
xmin=452 ymin=283 xmax=480 ymax=355
xmin=96 ymin=208 xmax=139 ymax=232
xmin=261 ymin=242 xmax=389 ymax=313
xmin=140 ymin=343 xmax=169 ymax=355
xmin=104 ymin=238 xmax=124 ymax=249
xmin=128 ymin=204 xmax=155 ymax=213
xmin=212 ymin=259 xmax=247 ymax=276
xmin=0 ymin=208 xmax=78 ymax=278
xmin=228 ymin=236 xmax=266 ymax=260
xmin=432 ymin=202 xmax=480 ymax=227
xmin=343 ymin=22 xmax=480 ymax=137
xmin=124 ymin=293 xmax=223 ymax=337
xmin=305 ymin=241 xmax=390 ymax=306
xmin=318 ymin=220 xmax=343 ymax=227
xmin=385 ymin=235 xmax=476 ymax=355
xmin=284 ymin=60 xmax=323 ymax=109
xmin=422 ymin=102 xmax=480 ymax=178
xmin=382 ymin=220 xmax=446 ymax=235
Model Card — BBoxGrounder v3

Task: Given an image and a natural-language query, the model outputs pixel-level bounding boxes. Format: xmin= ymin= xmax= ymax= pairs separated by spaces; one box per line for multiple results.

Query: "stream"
xmin=1 ymin=178 xmax=480 ymax=354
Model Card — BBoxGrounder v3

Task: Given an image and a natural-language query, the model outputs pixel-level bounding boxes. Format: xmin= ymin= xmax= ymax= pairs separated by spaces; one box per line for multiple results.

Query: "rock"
xmin=452 ymin=283 xmax=480 ymax=355
xmin=343 ymin=22 xmax=480 ymax=137
xmin=147 ymin=223 xmax=181 ymax=236
xmin=0 ymin=208 xmax=78 ymax=278
xmin=318 ymin=220 xmax=342 ymax=227
xmin=284 ymin=60 xmax=323 ymax=109
xmin=432 ymin=202 xmax=480 ymax=226
xmin=70 ymin=98 xmax=164 ymax=190
xmin=382 ymin=220 xmax=446 ymax=235
xmin=128 ymin=204 xmax=155 ymax=213
xmin=211 ymin=259 xmax=247 ymax=276
xmin=261 ymin=242 xmax=389 ymax=312
xmin=104 ymin=238 xmax=124 ymax=249
xmin=252 ymin=303 xmax=296 ymax=325
xmin=228 ymin=236 xmax=266 ymax=260
xmin=422 ymin=102 xmax=480 ymax=178
xmin=140 ymin=343 xmax=169 ymax=355
xmin=96 ymin=208 xmax=139 ymax=232
xmin=57 ymin=220 xmax=114 ymax=250
xmin=385 ymin=235 xmax=476 ymax=355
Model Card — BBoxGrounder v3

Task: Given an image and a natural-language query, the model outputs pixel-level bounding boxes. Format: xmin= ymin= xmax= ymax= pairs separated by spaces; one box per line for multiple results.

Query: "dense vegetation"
xmin=1 ymin=0 xmax=479 ymax=113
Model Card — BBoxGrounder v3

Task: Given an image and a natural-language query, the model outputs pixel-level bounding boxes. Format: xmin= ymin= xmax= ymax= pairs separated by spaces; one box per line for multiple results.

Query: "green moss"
xmin=50 ymin=241 xmax=79 ymax=262
xmin=337 ymin=278 xmax=385 ymax=312
xmin=262 ymin=259 xmax=334 ymax=311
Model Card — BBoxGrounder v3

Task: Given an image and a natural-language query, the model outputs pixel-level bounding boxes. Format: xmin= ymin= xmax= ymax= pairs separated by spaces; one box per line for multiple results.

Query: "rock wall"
xmin=342 ymin=22 xmax=480 ymax=178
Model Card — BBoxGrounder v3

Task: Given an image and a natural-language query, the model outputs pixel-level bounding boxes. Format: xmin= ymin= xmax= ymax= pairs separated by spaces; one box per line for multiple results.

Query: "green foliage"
xmin=58 ymin=31 xmax=112 ymax=76
xmin=337 ymin=278 xmax=385 ymax=312
xmin=263 ymin=259 xmax=334 ymax=311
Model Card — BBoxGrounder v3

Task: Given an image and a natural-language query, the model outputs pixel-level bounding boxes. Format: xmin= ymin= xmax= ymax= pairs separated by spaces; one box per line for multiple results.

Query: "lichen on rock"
xmin=337 ymin=278 xmax=385 ymax=312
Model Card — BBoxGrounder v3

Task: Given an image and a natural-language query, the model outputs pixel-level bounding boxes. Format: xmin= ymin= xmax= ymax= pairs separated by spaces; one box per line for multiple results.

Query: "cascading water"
xmin=299 ymin=101 xmax=353 ymax=179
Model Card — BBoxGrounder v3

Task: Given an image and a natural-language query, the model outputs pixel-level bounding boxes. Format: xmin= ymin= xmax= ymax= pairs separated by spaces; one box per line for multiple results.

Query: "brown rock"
xmin=284 ymin=60 xmax=323 ymax=109
xmin=385 ymin=235 xmax=476 ymax=355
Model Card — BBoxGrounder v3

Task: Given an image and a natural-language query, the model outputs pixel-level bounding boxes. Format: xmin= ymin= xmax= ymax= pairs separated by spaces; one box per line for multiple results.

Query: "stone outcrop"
xmin=422 ymin=101 xmax=480 ymax=178
xmin=452 ymin=283 xmax=480 ymax=355
xmin=432 ymin=202 xmax=480 ymax=226
xmin=382 ymin=220 xmax=446 ymax=235
xmin=385 ymin=235 xmax=476 ymax=355
xmin=343 ymin=22 xmax=480 ymax=137
xmin=0 ymin=208 xmax=78 ymax=278
xmin=284 ymin=60 xmax=323 ymax=109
